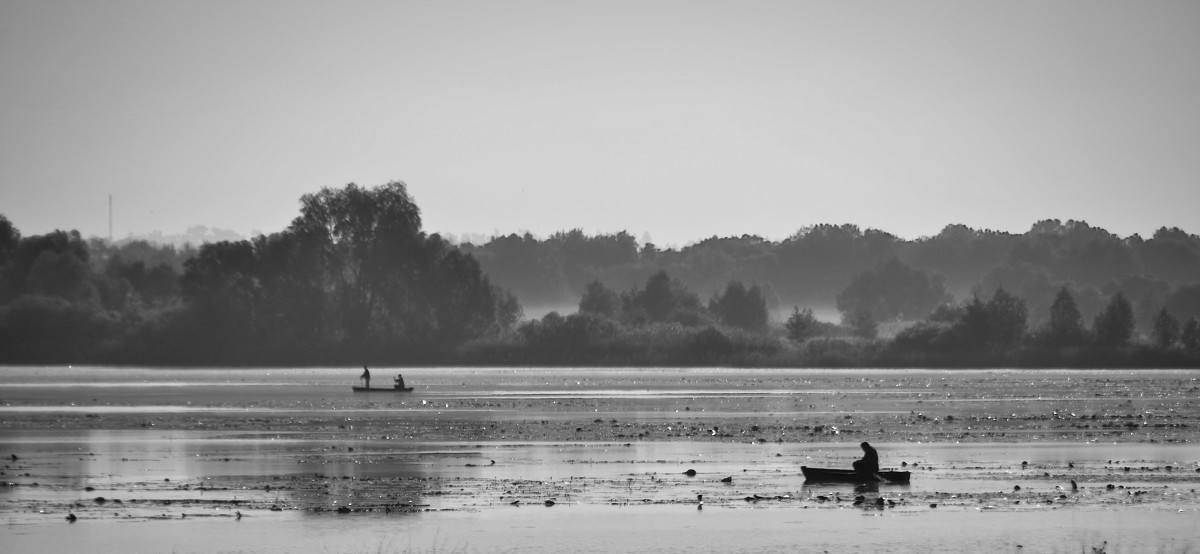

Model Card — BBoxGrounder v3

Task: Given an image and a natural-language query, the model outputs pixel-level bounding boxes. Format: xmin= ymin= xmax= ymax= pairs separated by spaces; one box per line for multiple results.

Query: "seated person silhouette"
xmin=394 ymin=373 xmax=405 ymax=388
xmin=852 ymin=441 xmax=879 ymax=476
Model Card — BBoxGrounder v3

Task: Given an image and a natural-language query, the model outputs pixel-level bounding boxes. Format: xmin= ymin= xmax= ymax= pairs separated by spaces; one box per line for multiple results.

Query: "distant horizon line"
xmin=50 ymin=217 xmax=1197 ymax=249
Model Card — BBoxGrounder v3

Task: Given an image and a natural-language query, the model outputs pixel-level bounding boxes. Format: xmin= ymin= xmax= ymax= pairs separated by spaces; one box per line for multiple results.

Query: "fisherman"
xmin=394 ymin=373 xmax=405 ymax=388
xmin=360 ymin=366 xmax=371 ymax=389
xmin=852 ymin=441 xmax=879 ymax=476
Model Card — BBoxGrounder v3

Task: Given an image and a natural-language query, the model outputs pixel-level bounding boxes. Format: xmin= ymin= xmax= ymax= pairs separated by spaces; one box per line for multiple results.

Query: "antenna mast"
xmin=108 ymin=195 xmax=113 ymax=243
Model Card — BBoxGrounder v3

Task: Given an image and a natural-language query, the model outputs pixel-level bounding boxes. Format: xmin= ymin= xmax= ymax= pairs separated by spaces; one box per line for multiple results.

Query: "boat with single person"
xmin=800 ymin=466 xmax=911 ymax=484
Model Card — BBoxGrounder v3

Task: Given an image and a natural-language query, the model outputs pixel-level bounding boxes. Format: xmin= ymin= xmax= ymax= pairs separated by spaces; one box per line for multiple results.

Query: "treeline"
xmin=0 ymin=182 xmax=519 ymax=365
xmin=464 ymin=221 xmax=1200 ymax=334
xmin=457 ymin=268 xmax=1200 ymax=368
xmin=457 ymin=219 xmax=1199 ymax=367
xmin=1 ymin=181 xmax=1198 ymax=367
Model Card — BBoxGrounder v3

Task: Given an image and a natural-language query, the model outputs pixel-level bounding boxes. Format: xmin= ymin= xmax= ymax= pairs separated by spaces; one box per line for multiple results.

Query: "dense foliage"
xmin=1 ymin=190 xmax=1198 ymax=367
xmin=466 ymin=221 xmax=1200 ymax=332
xmin=0 ymin=183 xmax=519 ymax=364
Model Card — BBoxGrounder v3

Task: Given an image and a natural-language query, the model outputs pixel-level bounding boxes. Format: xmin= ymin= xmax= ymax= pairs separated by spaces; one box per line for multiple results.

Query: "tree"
xmin=106 ymin=259 xmax=180 ymax=307
xmin=1108 ymin=275 xmax=1170 ymax=332
xmin=773 ymin=224 xmax=898 ymax=306
xmin=27 ymin=249 xmax=97 ymax=303
xmin=519 ymin=311 xmax=620 ymax=360
xmin=0 ymin=295 xmax=113 ymax=362
xmin=1165 ymin=284 xmax=1200 ymax=322
xmin=905 ymin=224 xmax=1015 ymax=298
xmin=0 ymin=215 xmax=17 ymax=302
xmin=1151 ymin=308 xmax=1181 ymax=349
xmin=252 ymin=231 xmax=327 ymax=344
xmin=414 ymin=243 xmax=499 ymax=341
xmin=624 ymin=270 xmax=700 ymax=325
xmin=1182 ymin=317 xmax=1200 ymax=352
xmin=843 ymin=308 xmax=878 ymax=339
xmin=836 ymin=258 xmax=951 ymax=321
xmin=784 ymin=307 xmax=821 ymax=342
xmin=953 ymin=288 xmax=1028 ymax=353
xmin=547 ymin=229 xmax=640 ymax=294
xmin=0 ymin=214 xmax=18 ymax=265
xmin=1020 ymin=219 xmax=1137 ymax=287
xmin=468 ymin=232 xmax=571 ymax=308
xmin=976 ymin=263 xmax=1060 ymax=330
xmin=579 ymin=280 xmax=620 ymax=318
xmin=408 ymin=235 xmax=521 ymax=341
xmin=708 ymin=280 xmax=768 ymax=331
xmin=175 ymin=182 xmax=523 ymax=356
xmin=3 ymin=229 xmax=91 ymax=302
xmin=1093 ymin=292 xmax=1135 ymax=346
xmin=287 ymin=181 xmax=425 ymax=343
xmin=640 ymin=270 xmax=676 ymax=322
xmin=493 ymin=288 xmax=523 ymax=331
xmin=985 ymin=288 xmax=1028 ymax=349
xmin=180 ymin=240 xmax=261 ymax=343
xmin=1046 ymin=287 xmax=1087 ymax=346
xmin=1137 ymin=227 xmax=1200 ymax=286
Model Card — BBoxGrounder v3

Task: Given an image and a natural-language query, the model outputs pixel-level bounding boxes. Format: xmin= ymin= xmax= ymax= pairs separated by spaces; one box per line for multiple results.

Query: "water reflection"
xmin=0 ymin=429 xmax=452 ymax=521
xmin=4 ymin=366 xmax=1200 ymax=553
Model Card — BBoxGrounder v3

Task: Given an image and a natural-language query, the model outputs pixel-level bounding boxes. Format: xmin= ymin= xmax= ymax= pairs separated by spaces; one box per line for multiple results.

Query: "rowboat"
xmin=800 ymin=466 xmax=910 ymax=484
xmin=351 ymin=386 xmax=413 ymax=393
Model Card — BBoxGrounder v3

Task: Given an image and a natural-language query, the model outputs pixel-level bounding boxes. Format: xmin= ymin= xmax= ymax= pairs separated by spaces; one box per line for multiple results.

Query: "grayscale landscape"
xmin=2 ymin=1 xmax=1198 ymax=552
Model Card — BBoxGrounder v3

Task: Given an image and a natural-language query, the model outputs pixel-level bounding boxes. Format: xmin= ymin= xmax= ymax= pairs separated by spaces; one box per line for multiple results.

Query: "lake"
xmin=3 ymin=366 xmax=1198 ymax=553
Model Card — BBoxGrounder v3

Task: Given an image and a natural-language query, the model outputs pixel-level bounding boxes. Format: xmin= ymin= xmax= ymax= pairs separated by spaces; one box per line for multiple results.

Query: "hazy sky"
xmin=2 ymin=0 xmax=1198 ymax=247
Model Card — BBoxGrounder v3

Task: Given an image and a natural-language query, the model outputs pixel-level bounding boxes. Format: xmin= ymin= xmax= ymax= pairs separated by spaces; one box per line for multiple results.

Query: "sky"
xmin=2 ymin=0 xmax=1198 ymax=248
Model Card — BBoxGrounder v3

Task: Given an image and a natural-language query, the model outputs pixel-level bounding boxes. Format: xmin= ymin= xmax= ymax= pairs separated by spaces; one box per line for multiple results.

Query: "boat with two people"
xmin=351 ymin=366 xmax=413 ymax=393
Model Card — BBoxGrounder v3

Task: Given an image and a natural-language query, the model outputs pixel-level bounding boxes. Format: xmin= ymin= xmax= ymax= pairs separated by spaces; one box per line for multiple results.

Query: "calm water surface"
xmin=3 ymin=366 xmax=1199 ymax=553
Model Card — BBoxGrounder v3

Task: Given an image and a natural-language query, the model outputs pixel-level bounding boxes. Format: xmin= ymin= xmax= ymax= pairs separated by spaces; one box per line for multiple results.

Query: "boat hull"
xmin=351 ymin=386 xmax=413 ymax=393
xmin=800 ymin=466 xmax=910 ymax=484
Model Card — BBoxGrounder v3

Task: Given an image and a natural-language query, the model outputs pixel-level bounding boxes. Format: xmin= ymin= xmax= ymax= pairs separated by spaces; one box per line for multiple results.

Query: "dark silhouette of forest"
xmin=2 ymin=181 xmax=1198 ymax=367
xmin=0 ymin=183 xmax=519 ymax=365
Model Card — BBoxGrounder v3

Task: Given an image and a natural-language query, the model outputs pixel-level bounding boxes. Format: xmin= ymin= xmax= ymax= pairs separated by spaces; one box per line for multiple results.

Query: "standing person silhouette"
xmin=360 ymin=366 xmax=371 ymax=389
xmin=852 ymin=441 xmax=879 ymax=476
